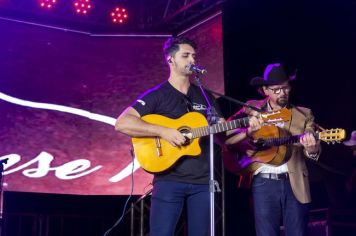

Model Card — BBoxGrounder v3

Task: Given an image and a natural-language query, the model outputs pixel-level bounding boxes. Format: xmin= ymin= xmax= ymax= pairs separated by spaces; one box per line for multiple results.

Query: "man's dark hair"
xmin=163 ymin=36 xmax=197 ymax=59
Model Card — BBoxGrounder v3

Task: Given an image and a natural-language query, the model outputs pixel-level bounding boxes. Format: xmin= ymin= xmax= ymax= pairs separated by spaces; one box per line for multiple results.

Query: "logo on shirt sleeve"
xmin=137 ymin=99 xmax=146 ymax=106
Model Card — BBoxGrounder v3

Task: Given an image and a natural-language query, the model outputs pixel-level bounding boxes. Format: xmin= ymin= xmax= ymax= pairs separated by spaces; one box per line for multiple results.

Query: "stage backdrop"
xmin=0 ymin=14 xmax=224 ymax=195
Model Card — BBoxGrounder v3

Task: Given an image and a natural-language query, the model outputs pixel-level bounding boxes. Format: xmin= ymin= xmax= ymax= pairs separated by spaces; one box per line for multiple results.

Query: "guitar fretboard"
xmin=261 ymin=132 xmax=325 ymax=147
xmin=191 ymin=117 xmax=250 ymax=138
xmin=263 ymin=134 xmax=302 ymax=147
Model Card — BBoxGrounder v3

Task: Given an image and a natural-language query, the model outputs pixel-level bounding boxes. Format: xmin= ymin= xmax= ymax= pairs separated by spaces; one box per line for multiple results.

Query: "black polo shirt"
xmin=132 ymin=81 xmax=222 ymax=184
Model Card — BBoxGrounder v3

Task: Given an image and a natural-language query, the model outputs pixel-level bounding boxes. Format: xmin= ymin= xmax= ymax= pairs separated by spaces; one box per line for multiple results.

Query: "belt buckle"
xmin=277 ymin=173 xmax=288 ymax=180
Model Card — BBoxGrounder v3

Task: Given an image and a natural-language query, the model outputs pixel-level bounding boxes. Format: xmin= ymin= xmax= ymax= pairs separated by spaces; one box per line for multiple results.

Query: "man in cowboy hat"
xmin=224 ymin=63 xmax=321 ymax=236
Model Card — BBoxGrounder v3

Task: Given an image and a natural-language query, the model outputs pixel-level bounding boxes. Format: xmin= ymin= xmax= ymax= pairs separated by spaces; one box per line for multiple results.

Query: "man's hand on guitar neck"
xmin=246 ymin=115 xmax=263 ymax=137
xmin=225 ymin=115 xmax=262 ymax=145
xmin=243 ymin=109 xmax=263 ymax=138
xmin=300 ymin=132 xmax=320 ymax=156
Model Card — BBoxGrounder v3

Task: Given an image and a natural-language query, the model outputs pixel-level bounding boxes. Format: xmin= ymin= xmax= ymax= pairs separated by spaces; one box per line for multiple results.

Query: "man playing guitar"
xmin=224 ymin=63 xmax=321 ymax=236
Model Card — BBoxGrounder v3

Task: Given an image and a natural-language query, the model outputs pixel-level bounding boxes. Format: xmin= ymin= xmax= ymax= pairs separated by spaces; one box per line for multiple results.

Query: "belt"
xmin=256 ymin=172 xmax=289 ymax=180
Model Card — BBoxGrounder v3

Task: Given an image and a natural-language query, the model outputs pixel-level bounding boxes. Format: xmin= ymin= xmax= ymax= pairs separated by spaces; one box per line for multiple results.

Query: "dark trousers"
xmin=150 ymin=181 xmax=210 ymax=236
xmin=252 ymin=175 xmax=309 ymax=236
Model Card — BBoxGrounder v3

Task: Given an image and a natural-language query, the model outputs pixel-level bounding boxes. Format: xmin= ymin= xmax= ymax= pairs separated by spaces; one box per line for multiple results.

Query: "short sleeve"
xmin=131 ymin=89 xmax=159 ymax=117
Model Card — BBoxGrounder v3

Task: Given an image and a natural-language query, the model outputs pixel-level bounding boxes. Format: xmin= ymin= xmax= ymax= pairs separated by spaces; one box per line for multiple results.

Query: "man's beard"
xmin=277 ymin=97 xmax=288 ymax=107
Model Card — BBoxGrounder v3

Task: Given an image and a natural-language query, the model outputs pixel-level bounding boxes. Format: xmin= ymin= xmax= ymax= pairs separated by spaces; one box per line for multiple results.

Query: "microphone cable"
xmin=103 ymin=147 xmax=135 ymax=236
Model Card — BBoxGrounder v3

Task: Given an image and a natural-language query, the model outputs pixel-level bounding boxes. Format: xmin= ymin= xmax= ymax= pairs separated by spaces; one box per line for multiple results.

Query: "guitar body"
xmin=251 ymin=126 xmax=289 ymax=166
xmin=132 ymin=112 xmax=208 ymax=173
xmin=223 ymin=126 xmax=289 ymax=174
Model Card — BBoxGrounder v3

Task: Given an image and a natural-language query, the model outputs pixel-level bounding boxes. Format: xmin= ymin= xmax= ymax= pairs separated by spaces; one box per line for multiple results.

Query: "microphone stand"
xmin=192 ymin=77 xmax=262 ymax=236
xmin=194 ymin=74 xmax=221 ymax=236
xmin=200 ymin=87 xmax=263 ymax=113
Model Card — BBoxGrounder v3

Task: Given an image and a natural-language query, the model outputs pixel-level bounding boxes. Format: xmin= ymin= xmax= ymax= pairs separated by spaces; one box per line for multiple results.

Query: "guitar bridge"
xmin=155 ymin=137 xmax=162 ymax=157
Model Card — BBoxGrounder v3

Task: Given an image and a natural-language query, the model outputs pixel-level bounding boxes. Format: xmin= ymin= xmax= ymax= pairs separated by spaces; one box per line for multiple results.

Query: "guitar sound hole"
xmin=179 ymin=127 xmax=192 ymax=146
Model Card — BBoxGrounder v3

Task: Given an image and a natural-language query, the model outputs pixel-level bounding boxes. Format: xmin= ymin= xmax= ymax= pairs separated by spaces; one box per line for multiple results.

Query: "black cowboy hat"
xmin=250 ymin=63 xmax=295 ymax=86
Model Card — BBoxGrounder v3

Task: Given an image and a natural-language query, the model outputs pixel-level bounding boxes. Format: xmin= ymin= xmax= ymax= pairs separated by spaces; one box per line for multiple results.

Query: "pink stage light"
xmin=110 ymin=7 xmax=128 ymax=24
xmin=73 ymin=0 xmax=92 ymax=15
xmin=39 ymin=0 xmax=57 ymax=9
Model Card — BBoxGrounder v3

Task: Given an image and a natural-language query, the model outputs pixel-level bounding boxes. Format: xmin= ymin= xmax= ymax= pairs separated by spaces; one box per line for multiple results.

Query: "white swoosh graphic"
xmin=0 ymin=92 xmax=141 ymax=181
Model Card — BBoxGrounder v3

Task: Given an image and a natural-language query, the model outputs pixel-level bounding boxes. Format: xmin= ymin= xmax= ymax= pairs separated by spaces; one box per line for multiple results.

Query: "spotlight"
xmin=39 ymin=0 xmax=57 ymax=9
xmin=110 ymin=7 xmax=128 ymax=24
xmin=73 ymin=0 xmax=92 ymax=15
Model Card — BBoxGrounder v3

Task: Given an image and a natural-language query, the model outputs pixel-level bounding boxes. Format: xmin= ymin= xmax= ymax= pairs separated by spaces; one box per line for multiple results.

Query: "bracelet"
xmin=305 ymin=150 xmax=319 ymax=159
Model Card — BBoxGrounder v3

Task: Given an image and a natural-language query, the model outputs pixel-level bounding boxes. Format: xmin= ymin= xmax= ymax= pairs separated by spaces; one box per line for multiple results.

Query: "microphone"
xmin=188 ymin=64 xmax=207 ymax=74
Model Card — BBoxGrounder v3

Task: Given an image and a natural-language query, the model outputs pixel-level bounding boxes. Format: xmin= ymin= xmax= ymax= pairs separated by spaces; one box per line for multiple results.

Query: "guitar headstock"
xmin=319 ymin=128 xmax=346 ymax=144
xmin=260 ymin=108 xmax=292 ymax=125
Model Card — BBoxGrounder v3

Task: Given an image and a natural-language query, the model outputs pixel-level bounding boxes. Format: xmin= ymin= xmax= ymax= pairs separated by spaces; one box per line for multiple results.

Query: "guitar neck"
xmin=262 ymin=132 xmax=325 ymax=147
xmin=263 ymin=134 xmax=302 ymax=147
xmin=191 ymin=117 xmax=250 ymax=138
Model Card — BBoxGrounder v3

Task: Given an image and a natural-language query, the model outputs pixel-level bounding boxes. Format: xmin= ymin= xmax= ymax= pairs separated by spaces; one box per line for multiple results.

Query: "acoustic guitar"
xmin=132 ymin=108 xmax=291 ymax=173
xmin=222 ymin=126 xmax=346 ymax=174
